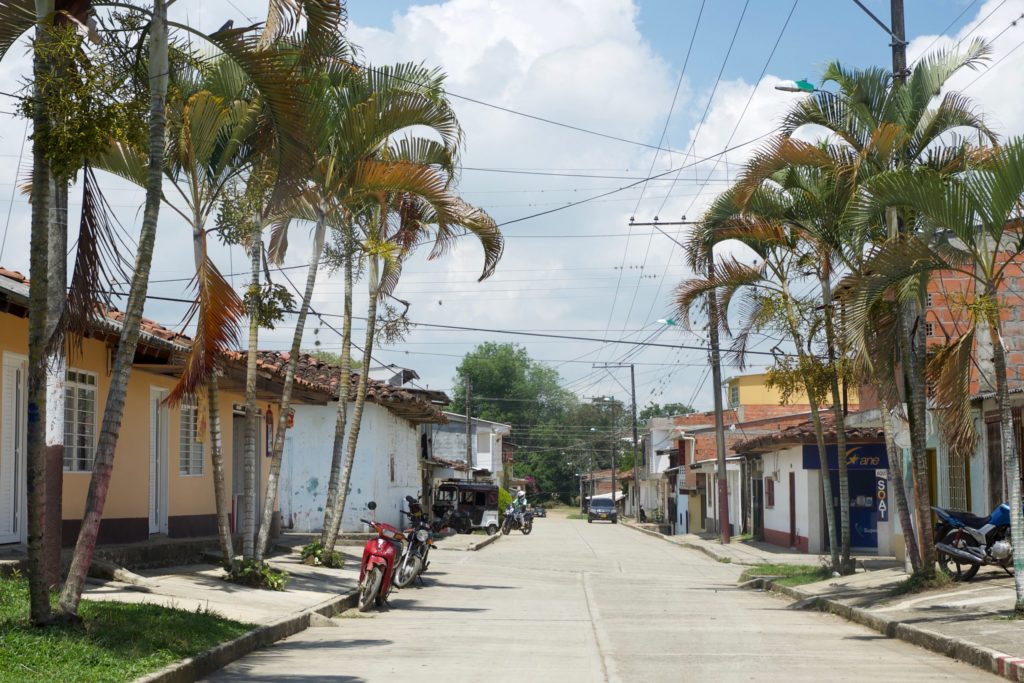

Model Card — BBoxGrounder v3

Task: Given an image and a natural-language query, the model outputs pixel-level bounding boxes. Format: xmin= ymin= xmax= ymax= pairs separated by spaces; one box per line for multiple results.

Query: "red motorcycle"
xmin=357 ymin=501 xmax=403 ymax=612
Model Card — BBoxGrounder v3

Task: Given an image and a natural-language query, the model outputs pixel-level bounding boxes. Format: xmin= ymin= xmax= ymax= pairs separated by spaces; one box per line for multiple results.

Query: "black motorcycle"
xmin=501 ymin=504 xmax=533 ymax=535
xmin=394 ymin=510 xmax=433 ymax=588
xmin=433 ymin=507 xmax=473 ymax=535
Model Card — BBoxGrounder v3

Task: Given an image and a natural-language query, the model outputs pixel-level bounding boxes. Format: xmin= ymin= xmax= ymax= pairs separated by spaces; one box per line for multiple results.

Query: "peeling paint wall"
xmin=281 ymin=402 xmax=420 ymax=533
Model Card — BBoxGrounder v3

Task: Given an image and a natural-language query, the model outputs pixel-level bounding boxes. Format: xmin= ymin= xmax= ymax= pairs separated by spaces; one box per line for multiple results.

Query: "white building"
xmin=634 ymin=417 xmax=674 ymax=520
xmin=249 ymin=352 xmax=448 ymax=534
xmin=430 ymin=413 xmax=511 ymax=484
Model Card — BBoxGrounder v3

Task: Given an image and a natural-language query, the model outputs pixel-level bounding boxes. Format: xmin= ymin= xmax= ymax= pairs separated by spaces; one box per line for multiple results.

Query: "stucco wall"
xmin=281 ymin=402 xmax=420 ymax=533
xmin=0 ymin=311 xmax=269 ymax=543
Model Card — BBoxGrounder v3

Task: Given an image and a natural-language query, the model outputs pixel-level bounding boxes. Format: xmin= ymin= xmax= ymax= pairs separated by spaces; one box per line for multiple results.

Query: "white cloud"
xmin=3 ymin=0 xmax=1022 ymax=412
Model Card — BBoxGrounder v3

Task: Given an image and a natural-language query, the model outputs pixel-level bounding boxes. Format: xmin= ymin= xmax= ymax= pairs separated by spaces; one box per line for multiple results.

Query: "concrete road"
xmin=205 ymin=512 xmax=997 ymax=682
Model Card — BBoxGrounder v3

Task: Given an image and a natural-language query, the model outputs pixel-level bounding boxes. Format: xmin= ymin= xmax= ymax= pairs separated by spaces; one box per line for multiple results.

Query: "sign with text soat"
xmin=801 ymin=443 xmax=888 ymax=471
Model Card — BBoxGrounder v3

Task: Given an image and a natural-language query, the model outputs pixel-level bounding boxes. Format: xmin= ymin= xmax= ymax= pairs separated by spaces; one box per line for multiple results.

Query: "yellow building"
xmin=0 ymin=268 xmax=326 ymax=547
xmin=723 ymin=372 xmax=858 ymax=410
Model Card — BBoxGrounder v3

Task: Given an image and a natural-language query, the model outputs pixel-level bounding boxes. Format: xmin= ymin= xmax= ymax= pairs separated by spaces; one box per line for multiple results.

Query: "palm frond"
xmin=168 ymin=255 xmax=245 ymax=405
xmin=0 ymin=0 xmax=33 ymax=62
xmin=57 ymin=167 xmax=133 ymax=356
xmin=927 ymin=327 xmax=978 ymax=460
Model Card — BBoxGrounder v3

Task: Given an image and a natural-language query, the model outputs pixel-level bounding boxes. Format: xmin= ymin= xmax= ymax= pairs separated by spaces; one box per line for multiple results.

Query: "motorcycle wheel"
xmin=501 ymin=520 xmax=512 ymax=535
xmin=937 ymin=529 xmax=981 ymax=582
xmin=521 ymin=520 xmax=532 ymax=535
xmin=395 ymin=555 xmax=423 ymax=589
xmin=358 ymin=566 xmax=384 ymax=612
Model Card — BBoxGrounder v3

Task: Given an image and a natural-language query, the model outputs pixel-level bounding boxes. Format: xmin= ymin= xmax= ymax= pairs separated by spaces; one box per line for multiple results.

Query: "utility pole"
xmin=890 ymin=0 xmax=907 ymax=84
xmin=464 ymin=377 xmax=472 ymax=481
xmin=707 ymin=254 xmax=731 ymax=544
xmin=593 ymin=364 xmax=639 ymax=517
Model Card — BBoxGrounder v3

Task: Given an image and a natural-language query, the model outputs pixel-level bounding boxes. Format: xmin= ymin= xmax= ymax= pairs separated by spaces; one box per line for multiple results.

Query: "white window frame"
xmin=64 ymin=369 xmax=97 ymax=473
xmin=179 ymin=402 xmax=204 ymax=476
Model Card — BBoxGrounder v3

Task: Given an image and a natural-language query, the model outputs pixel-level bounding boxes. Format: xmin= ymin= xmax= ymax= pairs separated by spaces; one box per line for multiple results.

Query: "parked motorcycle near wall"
xmin=394 ymin=504 xmax=435 ymax=589
xmin=501 ymin=503 xmax=533 ymax=535
xmin=933 ymin=503 xmax=1015 ymax=581
xmin=357 ymin=502 xmax=403 ymax=611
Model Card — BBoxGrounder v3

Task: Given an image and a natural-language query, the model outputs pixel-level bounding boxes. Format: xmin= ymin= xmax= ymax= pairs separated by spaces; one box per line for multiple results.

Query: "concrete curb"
xmin=437 ymin=533 xmax=502 ymax=552
xmin=133 ymin=588 xmax=358 ymax=683
xmin=622 ymin=521 xmax=762 ymax=566
xmin=760 ymin=580 xmax=1024 ymax=682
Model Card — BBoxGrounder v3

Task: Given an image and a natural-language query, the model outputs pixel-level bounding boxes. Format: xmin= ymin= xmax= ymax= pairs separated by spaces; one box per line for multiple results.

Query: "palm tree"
xmin=678 ymin=188 xmax=842 ymax=570
xmin=775 ymin=42 xmax=996 ymax=575
xmin=59 ymin=0 xmax=169 ymax=617
xmin=734 ymin=140 xmax=859 ymax=569
xmin=844 ymin=138 xmax=1024 ymax=614
xmin=321 ymin=188 xmax=501 ymax=553
xmin=241 ymin=59 xmax=477 ymax=559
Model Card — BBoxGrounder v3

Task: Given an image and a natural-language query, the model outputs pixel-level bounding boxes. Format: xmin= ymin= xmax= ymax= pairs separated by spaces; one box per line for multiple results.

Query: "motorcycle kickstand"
xmin=1003 ymin=565 xmax=1014 ymax=577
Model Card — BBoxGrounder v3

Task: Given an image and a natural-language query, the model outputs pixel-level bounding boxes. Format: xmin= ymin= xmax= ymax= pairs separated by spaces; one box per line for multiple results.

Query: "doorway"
xmin=788 ymin=472 xmax=797 ymax=548
xmin=0 ymin=354 xmax=26 ymax=544
xmin=149 ymin=388 xmax=169 ymax=535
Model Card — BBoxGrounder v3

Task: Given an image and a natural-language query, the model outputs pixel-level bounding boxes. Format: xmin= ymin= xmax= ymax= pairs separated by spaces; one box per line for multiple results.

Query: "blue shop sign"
xmin=802 ymin=443 xmax=888 ymax=470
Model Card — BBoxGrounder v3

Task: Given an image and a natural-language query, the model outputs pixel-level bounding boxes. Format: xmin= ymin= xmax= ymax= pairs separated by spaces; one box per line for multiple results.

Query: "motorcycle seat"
xmin=940 ymin=509 xmax=990 ymax=528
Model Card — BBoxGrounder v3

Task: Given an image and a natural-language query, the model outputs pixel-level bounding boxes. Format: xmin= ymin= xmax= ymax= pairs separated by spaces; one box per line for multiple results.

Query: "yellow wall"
xmin=725 ymin=373 xmax=860 ymax=408
xmin=0 ymin=313 xmax=272 ymax=526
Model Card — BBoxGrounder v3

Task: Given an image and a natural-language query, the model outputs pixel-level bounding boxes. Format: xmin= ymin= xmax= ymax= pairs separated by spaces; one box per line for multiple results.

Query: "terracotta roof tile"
xmin=224 ymin=350 xmax=448 ymax=424
xmin=732 ymin=417 xmax=885 ymax=453
xmin=0 ymin=268 xmax=190 ymax=348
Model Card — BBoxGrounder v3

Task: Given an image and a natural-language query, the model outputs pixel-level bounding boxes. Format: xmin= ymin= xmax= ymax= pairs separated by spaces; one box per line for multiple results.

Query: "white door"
xmin=0 ymin=354 xmax=27 ymax=544
xmin=149 ymin=388 xmax=169 ymax=534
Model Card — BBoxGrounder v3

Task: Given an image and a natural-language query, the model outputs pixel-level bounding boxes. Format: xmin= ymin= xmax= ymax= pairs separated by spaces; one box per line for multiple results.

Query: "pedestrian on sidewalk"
xmin=639 ymin=506 xmax=647 ymax=523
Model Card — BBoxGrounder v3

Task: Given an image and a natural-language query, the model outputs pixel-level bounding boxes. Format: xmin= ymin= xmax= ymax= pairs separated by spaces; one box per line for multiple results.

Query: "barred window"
xmin=179 ymin=403 xmax=204 ymax=475
xmin=64 ymin=370 xmax=97 ymax=472
xmin=765 ymin=477 xmax=775 ymax=508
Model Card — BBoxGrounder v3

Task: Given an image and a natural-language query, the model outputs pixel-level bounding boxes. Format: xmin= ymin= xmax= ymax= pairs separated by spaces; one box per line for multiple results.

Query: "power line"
xmin=495 ymin=128 xmax=779 ymax=228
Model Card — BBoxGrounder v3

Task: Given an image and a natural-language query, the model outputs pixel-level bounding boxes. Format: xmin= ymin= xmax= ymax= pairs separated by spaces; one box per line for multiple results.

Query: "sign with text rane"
xmin=801 ymin=443 xmax=888 ymax=470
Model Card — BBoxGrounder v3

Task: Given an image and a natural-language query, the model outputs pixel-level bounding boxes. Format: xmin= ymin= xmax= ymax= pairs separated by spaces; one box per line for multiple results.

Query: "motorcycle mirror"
xmin=367 ymin=501 xmax=377 ymax=511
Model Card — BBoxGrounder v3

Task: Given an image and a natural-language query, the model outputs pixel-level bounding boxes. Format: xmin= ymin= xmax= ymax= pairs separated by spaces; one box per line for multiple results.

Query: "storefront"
xmin=802 ymin=443 xmax=890 ymax=552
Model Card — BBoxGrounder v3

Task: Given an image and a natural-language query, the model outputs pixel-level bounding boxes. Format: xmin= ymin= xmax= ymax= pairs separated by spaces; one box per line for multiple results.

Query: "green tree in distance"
xmin=639 ymin=402 xmax=695 ymax=422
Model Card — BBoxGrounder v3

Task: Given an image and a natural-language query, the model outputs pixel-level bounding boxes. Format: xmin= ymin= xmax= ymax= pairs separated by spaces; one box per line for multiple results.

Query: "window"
xmin=389 ymin=454 xmax=396 ymax=483
xmin=765 ymin=477 xmax=775 ymax=508
xmin=925 ymin=322 xmax=934 ymax=337
xmin=729 ymin=384 xmax=739 ymax=407
xmin=179 ymin=403 xmax=204 ymax=475
xmin=926 ymin=292 xmax=934 ymax=308
xmin=64 ymin=370 xmax=97 ymax=472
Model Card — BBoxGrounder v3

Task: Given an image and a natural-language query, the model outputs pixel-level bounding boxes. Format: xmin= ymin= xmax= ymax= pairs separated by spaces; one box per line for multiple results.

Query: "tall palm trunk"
xmin=987 ymin=311 xmax=1024 ymax=614
xmin=26 ymin=0 xmax=55 ymax=625
xmin=900 ymin=295 xmax=936 ymax=576
xmin=59 ymin=0 xmax=168 ymax=616
xmin=191 ymin=227 xmax=235 ymax=567
xmin=242 ymin=239 xmax=260 ymax=560
xmin=780 ymin=282 xmax=839 ymax=569
xmin=320 ymin=231 xmax=354 ymax=551
xmin=254 ymin=216 xmax=327 ymax=562
xmin=333 ymin=254 xmax=381 ymax=539
xmin=888 ymin=210 xmax=937 ymax=577
xmin=805 ymin=384 xmax=840 ymax=569
xmin=876 ymin=384 xmax=921 ymax=571
xmin=820 ymin=271 xmax=851 ymax=571
xmin=43 ymin=177 xmax=67 ymax=590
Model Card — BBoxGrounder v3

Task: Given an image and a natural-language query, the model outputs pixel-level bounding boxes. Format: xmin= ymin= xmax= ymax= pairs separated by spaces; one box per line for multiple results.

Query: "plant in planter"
xmin=299 ymin=540 xmax=345 ymax=568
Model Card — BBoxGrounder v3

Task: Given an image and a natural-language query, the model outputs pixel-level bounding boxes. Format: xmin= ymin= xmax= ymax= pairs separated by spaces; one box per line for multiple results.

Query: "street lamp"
xmin=774 ymin=79 xmax=816 ymax=93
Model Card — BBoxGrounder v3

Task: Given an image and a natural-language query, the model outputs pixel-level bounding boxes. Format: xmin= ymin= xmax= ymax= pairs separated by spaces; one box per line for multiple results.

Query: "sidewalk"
xmin=624 ymin=520 xmax=899 ymax=569
xmin=765 ymin=567 xmax=1024 ymax=681
xmin=623 ymin=520 xmax=1023 ymax=681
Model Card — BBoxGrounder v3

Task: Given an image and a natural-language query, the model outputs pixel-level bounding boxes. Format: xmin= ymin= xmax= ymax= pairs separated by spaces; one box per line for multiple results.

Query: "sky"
xmin=1 ymin=0 xmax=1022 ymax=416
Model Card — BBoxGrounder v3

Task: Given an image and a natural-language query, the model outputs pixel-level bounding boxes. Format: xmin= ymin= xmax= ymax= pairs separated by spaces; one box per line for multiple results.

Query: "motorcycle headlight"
xmin=416 ymin=529 xmax=429 ymax=543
